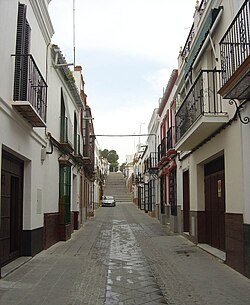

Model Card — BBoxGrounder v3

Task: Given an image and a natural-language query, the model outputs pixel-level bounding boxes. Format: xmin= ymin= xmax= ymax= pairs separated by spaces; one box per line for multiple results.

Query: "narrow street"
xmin=0 ymin=173 xmax=250 ymax=305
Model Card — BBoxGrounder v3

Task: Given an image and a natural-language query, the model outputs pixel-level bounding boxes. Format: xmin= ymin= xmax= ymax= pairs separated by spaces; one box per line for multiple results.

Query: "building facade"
xmin=174 ymin=0 xmax=249 ymax=277
xmin=137 ymin=0 xmax=249 ymax=278
xmin=144 ymin=109 xmax=159 ymax=218
xmin=156 ymin=70 xmax=178 ymax=229
xmin=0 ymin=0 xmax=54 ymax=268
xmin=0 ymin=0 xmax=97 ymax=273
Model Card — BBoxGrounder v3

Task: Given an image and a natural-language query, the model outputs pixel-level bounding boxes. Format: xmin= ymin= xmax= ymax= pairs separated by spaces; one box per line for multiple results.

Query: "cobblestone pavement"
xmin=0 ymin=203 xmax=250 ymax=305
xmin=105 ymin=219 xmax=167 ymax=305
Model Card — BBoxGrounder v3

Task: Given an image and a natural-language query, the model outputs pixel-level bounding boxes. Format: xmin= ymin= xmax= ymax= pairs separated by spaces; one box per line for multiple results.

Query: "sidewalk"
xmin=0 ymin=211 xmax=108 ymax=305
xmin=119 ymin=203 xmax=250 ymax=305
xmin=0 ymin=203 xmax=249 ymax=305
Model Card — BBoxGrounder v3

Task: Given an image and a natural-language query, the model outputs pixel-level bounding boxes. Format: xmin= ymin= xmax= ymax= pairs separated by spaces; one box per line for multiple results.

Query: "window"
xmin=148 ymin=180 xmax=155 ymax=212
xmin=60 ymin=90 xmax=68 ymax=143
xmin=144 ymin=183 xmax=149 ymax=212
xmin=74 ymin=113 xmax=79 ymax=154
xmin=169 ymin=169 xmax=177 ymax=216
xmin=160 ymin=176 xmax=165 ymax=214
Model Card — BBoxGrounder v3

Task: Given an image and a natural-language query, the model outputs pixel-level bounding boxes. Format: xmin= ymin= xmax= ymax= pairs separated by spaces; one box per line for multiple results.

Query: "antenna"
xmin=73 ymin=0 xmax=76 ymax=67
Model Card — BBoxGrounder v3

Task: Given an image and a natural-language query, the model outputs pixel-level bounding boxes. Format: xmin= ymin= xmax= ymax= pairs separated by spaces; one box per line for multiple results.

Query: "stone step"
xmin=103 ymin=173 xmax=131 ymax=203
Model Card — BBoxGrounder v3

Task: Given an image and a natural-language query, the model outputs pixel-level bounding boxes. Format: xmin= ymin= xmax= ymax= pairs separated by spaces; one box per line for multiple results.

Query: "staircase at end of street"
xmin=104 ymin=172 xmax=132 ymax=203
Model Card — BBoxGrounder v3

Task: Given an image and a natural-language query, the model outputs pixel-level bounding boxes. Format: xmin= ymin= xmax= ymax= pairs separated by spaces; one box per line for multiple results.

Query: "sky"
xmin=48 ymin=0 xmax=197 ymax=163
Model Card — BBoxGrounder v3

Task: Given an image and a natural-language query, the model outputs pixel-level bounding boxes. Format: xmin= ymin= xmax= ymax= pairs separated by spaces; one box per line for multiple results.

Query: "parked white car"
xmin=102 ymin=196 xmax=116 ymax=207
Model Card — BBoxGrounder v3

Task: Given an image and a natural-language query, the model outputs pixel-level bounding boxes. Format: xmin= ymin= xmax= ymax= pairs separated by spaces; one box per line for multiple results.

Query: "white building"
xmin=140 ymin=0 xmax=249 ymax=279
xmin=144 ymin=108 xmax=159 ymax=218
xmin=174 ymin=0 xmax=250 ymax=277
xmin=44 ymin=46 xmax=89 ymax=245
xmin=155 ymin=70 xmax=178 ymax=228
xmin=0 ymin=0 xmax=97 ymax=271
xmin=0 ymin=0 xmax=54 ymax=266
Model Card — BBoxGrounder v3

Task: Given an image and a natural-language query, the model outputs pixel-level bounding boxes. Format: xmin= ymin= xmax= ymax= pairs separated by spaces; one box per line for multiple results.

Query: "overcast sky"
xmin=48 ymin=0 xmax=197 ymax=163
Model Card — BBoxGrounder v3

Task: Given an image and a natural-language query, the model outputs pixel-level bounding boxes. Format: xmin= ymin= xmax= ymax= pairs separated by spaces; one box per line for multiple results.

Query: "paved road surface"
xmin=0 ymin=202 xmax=250 ymax=305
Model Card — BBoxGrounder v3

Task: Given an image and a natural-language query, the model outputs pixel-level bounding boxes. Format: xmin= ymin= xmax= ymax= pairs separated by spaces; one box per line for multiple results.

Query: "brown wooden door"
xmin=205 ymin=170 xmax=225 ymax=251
xmin=183 ymin=170 xmax=190 ymax=232
xmin=0 ymin=152 xmax=23 ymax=266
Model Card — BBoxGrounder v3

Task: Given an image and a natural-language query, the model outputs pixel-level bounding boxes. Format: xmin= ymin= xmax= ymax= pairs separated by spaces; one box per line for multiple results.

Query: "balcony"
xmin=81 ymin=136 xmax=95 ymax=179
xmin=72 ymin=134 xmax=84 ymax=164
xmin=180 ymin=0 xmax=210 ymax=62
xmin=135 ymin=173 xmax=144 ymax=184
xmin=60 ymin=117 xmax=73 ymax=153
xmin=166 ymin=127 xmax=177 ymax=159
xmin=158 ymin=129 xmax=177 ymax=166
xmin=145 ymin=152 xmax=158 ymax=174
xmin=12 ymin=54 xmax=47 ymax=127
xmin=218 ymin=0 xmax=250 ymax=100
xmin=159 ymin=138 xmax=166 ymax=160
xmin=74 ymin=134 xmax=81 ymax=156
xmin=175 ymin=70 xmax=228 ymax=151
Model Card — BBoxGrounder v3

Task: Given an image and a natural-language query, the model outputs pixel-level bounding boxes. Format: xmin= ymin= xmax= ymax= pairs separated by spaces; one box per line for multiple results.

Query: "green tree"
xmin=100 ymin=149 xmax=119 ymax=171
xmin=100 ymin=149 xmax=109 ymax=159
xmin=107 ymin=150 xmax=119 ymax=163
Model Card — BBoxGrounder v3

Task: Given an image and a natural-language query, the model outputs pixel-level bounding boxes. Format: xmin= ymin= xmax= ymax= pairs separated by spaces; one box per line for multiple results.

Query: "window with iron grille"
xmin=144 ymin=183 xmax=149 ymax=212
xmin=140 ymin=185 xmax=145 ymax=210
xmin=148 ymin=180 xmax=155 ymax=212
xmin=138 ymin=186 xmax=142 ymax=209
xmin=160 ymin=176 xmax=165 ymax=214
xmin=169 ymin=169 xmax=177 ymax=216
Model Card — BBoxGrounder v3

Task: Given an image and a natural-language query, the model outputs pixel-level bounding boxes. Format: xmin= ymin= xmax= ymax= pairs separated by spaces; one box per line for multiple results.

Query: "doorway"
xmin=204 ymin=156 xmax=225 ymax=251
xmin=1 ymin=151 xmax=23 ymax=266
xmin=183 ymin=170 xmax=190 ymax=232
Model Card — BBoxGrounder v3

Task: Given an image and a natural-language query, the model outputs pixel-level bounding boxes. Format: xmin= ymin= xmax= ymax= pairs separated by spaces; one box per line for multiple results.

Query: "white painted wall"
xmin=241 ymin=106 xmax=250 ymax=224
xmin=175 ymin=0 xmax=248 ymax=236
xmin=0 ymin=98 xmax=48 ymax=229
xmin=44 ymin=47 xmax=83 ymax=217
xmin=179 ymin=121 xmax=244 ymax=214
xmin=43 ymin=151 xmax=59 ymax=213
xmin=0 ymin=0 xmax=53 ymax=230
xmin=0 ymin=1 xmax=17 ymax=102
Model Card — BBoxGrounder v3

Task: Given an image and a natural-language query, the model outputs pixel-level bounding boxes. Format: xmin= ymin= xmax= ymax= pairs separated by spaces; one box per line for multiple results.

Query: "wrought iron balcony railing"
xmin=157 ymin=144 xmax=161 ymax=163
xmin=157 ymin=138 xmax=166 ymax=161
xmin=13 ymin=54 xmax=47 ymax=124
xmin=135 ymin=173 xmax=144 ymax=184
xmin=60 ymin=117 xmax=69 ymax=143
xmin=220 ymin=0 xmax=250 ymax=88
xmin=167 ymin=127 xmax=175 ymax=151
xmin=74 ymin=134 xmax=81 ymax=156
xmin=180 ymin=0 xmax=209 ymax=60
xmin=145 ymin=152 xmax=158 ymax=173
xmin=160 ymin=138 xmax=166 ymax=159
xmin=176 ymin=70 xmax=224 ymax=142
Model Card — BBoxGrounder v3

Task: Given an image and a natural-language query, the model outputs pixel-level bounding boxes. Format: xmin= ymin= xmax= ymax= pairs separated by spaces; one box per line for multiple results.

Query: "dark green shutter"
xmin=59 ymin=165 xmax=71 ymax=224
xmin=14 ymin=3 xmax=31 ymax=101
